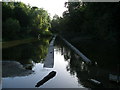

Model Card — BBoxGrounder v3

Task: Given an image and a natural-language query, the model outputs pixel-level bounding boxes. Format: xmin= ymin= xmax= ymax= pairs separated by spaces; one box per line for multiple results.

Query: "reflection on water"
xmin=56 ymin=37 xmax=120 ymax=88
xmin=55 ymin=39 xmax=92 ymax=87
xmin=2 ymin=37 xmax=119 ymax=88
xmin=2 ymin=37 xmax=85 ymax=88
xmin=72 ymin=40 xmax=120 ymax=72
xmin=3 ymin=38 xmax=50 ymax=66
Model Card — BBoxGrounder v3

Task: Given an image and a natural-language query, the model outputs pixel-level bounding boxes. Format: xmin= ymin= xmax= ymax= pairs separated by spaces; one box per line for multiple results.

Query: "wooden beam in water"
xmin=60 ymin=36 xmax=91 ymax=64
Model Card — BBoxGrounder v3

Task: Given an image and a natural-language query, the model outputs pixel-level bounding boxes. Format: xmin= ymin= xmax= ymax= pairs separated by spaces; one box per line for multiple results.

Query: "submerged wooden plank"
xmin=43 ymin=35 xmax=56 ymax=68
xmin=60 ymin=36 xmax=91 ymax=64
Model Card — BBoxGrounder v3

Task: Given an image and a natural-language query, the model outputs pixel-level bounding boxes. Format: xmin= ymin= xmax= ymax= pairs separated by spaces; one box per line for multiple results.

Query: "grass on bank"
xmin=1 ymin=38 xmax=39 ymax=49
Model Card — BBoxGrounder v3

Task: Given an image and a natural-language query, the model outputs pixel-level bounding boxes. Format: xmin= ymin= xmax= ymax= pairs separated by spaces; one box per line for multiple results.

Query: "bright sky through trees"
xmin=14 ymin=0 xmax=68 ymax=18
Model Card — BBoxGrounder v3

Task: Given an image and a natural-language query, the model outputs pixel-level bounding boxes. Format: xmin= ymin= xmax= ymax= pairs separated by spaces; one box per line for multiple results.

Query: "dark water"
xmin=2 ymin=37 xmax=120 ymax=88
xmin=71 ymin=39 xmax=120 ymax=73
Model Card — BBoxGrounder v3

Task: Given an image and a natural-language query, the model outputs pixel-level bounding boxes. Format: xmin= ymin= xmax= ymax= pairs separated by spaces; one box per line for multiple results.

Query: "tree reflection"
xmin=2 ymin=38 xmax=50 ymax=68
xmin=55 ymin=38 xmax=104 ymax=88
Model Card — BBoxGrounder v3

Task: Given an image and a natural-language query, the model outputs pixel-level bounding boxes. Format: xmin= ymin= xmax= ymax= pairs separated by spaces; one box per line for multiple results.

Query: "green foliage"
xmin=13 ymin=2 xmax=31 ymax=27
xmin=30 ymin=8 xmax=51 ymax=31
xmin=2 ymin=2 xmax=14 ymax=22
xmin=3 ymin=18 xmax=20 ymax=41
xmin=2 ymin=2 xmax=52 ymax=41
xmin=51 ymin=2 xmax=120 ymax=42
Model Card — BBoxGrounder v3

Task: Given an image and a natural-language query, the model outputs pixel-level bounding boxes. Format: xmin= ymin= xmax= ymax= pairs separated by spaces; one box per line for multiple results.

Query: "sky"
xmin=15 ymin=0 xmax=68 ymax=18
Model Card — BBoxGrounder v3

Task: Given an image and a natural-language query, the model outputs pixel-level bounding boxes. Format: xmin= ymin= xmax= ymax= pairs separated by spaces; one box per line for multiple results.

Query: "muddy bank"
xmin=2 ymin=61 xmax=34 ymax=77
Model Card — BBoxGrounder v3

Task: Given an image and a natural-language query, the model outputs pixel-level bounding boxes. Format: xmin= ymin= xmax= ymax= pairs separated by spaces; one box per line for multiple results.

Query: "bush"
xmin=3 ymin=18 xmax=21 ymax=41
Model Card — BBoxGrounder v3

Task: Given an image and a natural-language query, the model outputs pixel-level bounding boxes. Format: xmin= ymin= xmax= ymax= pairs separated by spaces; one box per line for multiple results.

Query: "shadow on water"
xmin=71 ymin=40 xmax=120 ymax=72
xmin=55 ymin=36 xmax=120 ymax=88
xmin=2 ymin=38 xmax=51 ymax=77
xmin=3 ymin=38 xmax=50 ymax=63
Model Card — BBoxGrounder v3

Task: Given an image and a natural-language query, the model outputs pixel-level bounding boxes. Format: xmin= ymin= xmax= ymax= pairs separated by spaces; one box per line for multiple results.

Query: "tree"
xmin=30 ymin=7 xmax=51 ymax=36
xmin=51 ymin=2 xmax=120 ymax=41
xmin=2 ymin=2 xmax=14 ymax=22
xmin=13 ymin=2 xmax=31 ymax=27
xmin=3 ymin=18 xmax=20 ymax=41
xmin=2 ymin=2 xmax=52 ymax=41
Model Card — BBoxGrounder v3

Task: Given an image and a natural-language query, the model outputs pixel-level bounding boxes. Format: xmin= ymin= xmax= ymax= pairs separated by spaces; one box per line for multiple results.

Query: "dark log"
xmin=35 ymin=71 xmax=56 ymax=87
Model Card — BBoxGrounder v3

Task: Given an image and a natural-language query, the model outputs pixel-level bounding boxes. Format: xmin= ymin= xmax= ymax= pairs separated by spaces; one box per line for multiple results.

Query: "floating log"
xmin=35 ymin=71 xmax=56 ymax=87
xmin=60 ymin=36 xmax=91 ymax=64
xmin=43 ymin=35 xmax=56 ymax=68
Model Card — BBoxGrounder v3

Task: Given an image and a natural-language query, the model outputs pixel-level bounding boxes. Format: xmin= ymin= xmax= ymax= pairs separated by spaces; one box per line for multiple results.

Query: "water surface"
xmin=2 ymin=38 xmax=85 ymax=88
xmin=2 ymin=37 xmax=120 ymax=88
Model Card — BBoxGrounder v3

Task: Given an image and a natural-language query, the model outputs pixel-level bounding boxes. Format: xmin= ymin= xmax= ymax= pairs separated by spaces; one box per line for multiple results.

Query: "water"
xmin=2 ymin=37 xmax=85 ymax=88
xmin=71 ymin=40 xmax=120 ymax=72
xmin=2 ymin=37 xmax=120 ymax=88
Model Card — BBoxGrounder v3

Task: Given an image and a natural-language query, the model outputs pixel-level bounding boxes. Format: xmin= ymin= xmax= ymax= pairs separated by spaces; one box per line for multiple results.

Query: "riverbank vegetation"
xmin=51 ymin=2 xmax=120 ymax=69
xmin=2 ymin=2 xmax=120 ymax=66
xmin=2 ymin=2 xmax=52 ymax=41
xmin=51 ymin=2 xmax=120 ymax=43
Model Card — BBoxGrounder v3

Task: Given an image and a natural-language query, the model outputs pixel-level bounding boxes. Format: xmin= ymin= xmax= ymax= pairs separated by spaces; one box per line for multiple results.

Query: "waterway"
xmin=2 ymin=37 xmax=120 ymax=88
